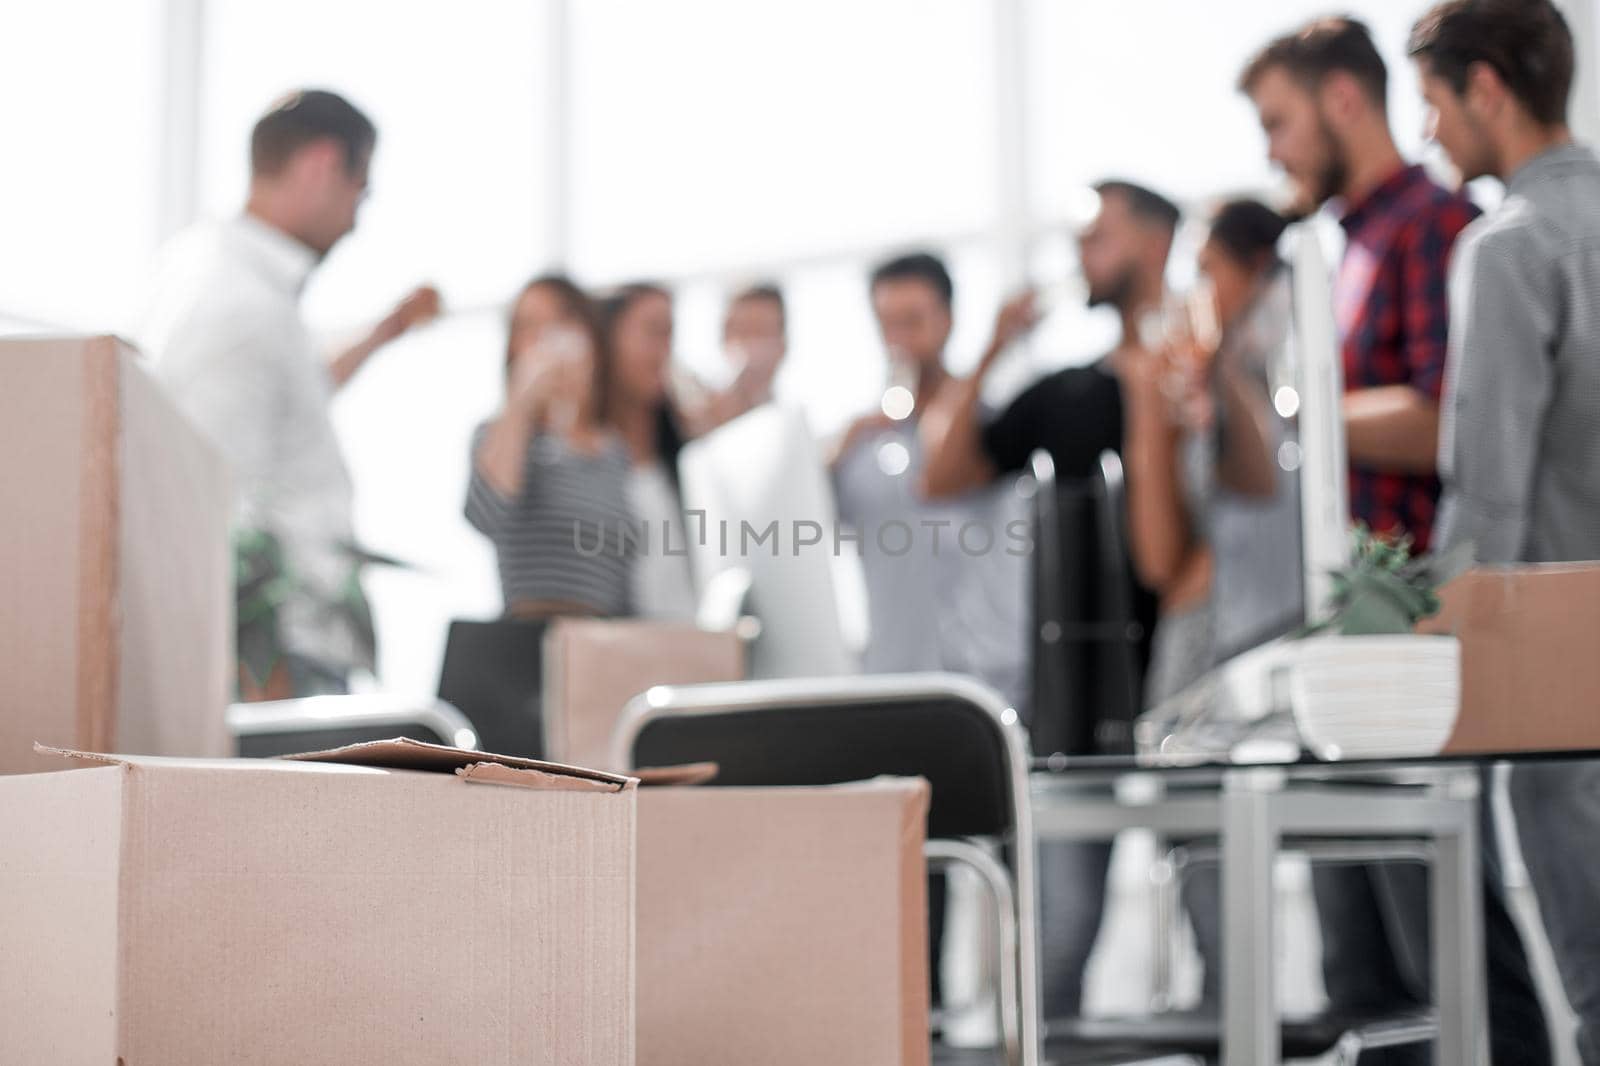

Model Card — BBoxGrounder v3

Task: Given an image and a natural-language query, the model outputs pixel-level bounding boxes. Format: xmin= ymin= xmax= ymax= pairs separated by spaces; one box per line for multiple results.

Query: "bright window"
xmin=198 ymin=0 xmax=554 ymax=330
xmin=567 ymin=0 xmax=998 ymax=281
xmin=0 ymin=1 xmax=163 ymax=332
xmin=1025 ymin=0 xmax=1434 ymax=218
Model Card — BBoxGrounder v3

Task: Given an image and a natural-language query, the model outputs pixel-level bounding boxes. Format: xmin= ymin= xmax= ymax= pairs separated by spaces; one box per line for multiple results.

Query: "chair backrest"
xmin=228 ymin=695 xmax=478 ymax=758
xmin=435 ymin=618 xmax=547 ymax=758
xmin=615 ymin=673 xmax=1028 ymax=842
xmin=1026 ymin=450 xmax=1155 ymax=759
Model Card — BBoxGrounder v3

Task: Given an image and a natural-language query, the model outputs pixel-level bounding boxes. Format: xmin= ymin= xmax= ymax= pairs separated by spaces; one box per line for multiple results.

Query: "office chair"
xmin=613 ymin=673 xmax=1198 ymax=1066
xmin=613 ymin=673 xmax=1038 ymax=1065
xmin=435 ymin=617 xmax=548 ymax=758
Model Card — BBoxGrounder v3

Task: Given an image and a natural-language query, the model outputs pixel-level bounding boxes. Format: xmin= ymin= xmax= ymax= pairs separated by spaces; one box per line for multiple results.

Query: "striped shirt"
xmin=1437 ymin=144 xmax=1600 ymax=564
xmin=466 ymin=425 xmax=636 ymax=615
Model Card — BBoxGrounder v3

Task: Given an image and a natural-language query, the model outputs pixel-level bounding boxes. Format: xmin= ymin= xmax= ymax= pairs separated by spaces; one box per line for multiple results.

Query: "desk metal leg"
xmin=1433 ymin=803 xmax=1487 ymax=1065
xmin=1222 ymin=781 xmax=1279 ymax=1066
xmin=1031 ymin=770 xmax=1488 ymax=1065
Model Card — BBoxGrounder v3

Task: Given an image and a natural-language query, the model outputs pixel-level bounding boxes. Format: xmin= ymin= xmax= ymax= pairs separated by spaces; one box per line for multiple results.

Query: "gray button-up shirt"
xmin=1437 ymin=143 xmax=1600 ymax=564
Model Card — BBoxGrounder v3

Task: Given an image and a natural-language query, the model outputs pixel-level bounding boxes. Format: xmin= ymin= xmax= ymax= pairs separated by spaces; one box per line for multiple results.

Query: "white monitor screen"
xmin=678 ymin=405 xmax=855 ymax=680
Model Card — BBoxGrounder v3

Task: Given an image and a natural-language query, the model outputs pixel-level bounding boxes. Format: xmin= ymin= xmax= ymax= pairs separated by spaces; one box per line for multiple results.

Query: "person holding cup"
xmin=1124 ymin=198 xmax=1301 ymax=705
xmin=467 ymin=275 xmax=636 ymax=619
xmin=675 ymin=283 xmax=789 ymax=436
xmin=1121 ymin=198 xmax=1304 ymax=1010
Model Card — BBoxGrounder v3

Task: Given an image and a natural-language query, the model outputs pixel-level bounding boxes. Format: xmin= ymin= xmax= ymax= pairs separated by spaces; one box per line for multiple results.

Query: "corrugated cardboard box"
xmin=1422 ymin=564 xmax=1600 ymax=754
xmin=0 ymin=335 xmax=232 ymax=773
xmin=0 ymin=739 xmax=636 ymax=1065
xmin=637 ymin=777 xmax=931 ymax=1066
xmin=543 ymin=619 xmax=745 ymax=771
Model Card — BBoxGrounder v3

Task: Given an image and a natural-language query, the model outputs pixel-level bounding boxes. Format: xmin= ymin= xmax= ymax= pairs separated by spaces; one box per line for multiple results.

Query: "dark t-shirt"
xmin=979 ymin=360 xmax=1158 ymax=750
xmin=980 ymin=362 xmax=1124 ymax=478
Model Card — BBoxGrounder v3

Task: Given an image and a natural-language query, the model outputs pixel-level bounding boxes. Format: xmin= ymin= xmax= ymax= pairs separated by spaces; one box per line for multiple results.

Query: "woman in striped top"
xmin=467 ymin=275 xmax=635 ymax=618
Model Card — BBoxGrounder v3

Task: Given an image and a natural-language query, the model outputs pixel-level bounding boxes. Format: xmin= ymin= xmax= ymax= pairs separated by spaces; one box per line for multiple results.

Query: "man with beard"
xmin=921 ymin=179 xmax=1177 ymax=503
xmin=1242 ymin=16 xmax=1476 ymax=556
xmin=1242 ymin=19 xmax=1550 ymax=1065
xmin=919 ymin=179 xmax=1178 ymax=1023
xmin=1413 ymin=2 xmax=1600 ymax=1061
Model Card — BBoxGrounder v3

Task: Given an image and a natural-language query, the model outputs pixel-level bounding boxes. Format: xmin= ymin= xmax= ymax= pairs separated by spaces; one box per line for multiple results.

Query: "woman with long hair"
xmin=1125 ymin=197 xmax=1299 ymax=703
xmin=1123 ymin=197 xmax=1302 ymax=1008
xmin=467 ymin=274 xmax=635 ymax=619
xmin=595 ymin=282 xmax=699 ymax=621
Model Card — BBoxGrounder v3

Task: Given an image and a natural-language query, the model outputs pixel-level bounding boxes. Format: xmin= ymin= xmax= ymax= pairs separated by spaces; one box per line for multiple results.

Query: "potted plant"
xmin=1289 ymin=528 xmax=1473 ymax=759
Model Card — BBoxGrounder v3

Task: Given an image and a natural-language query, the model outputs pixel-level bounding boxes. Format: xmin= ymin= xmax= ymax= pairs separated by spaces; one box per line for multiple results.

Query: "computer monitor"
xmin=1127 ymin=222 xmax=1352 ymax=760
xmin=1031 ymin=216 xmax=1353 ymax=763
xmin=677 ymin=404 xmax=855 ymax=680
xmin=1289 ymin=221 xmax=1350 ymax=623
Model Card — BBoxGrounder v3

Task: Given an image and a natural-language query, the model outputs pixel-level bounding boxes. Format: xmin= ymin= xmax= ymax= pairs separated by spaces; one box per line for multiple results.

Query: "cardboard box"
xmin=0 ymin=335 xmax=232 ymax=773
xmin=637 ymin=777 xmax=931 ymax=1066
xmin=0 ymin=739 xmax=636 ymax=1065
xmin=543 ymin=619 xmax=745 ymax=771
xmin=1420 ymin=564 xmax=1600 ymax=754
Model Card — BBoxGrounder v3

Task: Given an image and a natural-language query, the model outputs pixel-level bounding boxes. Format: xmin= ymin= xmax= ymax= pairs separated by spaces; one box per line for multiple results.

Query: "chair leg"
xmin=928 ymin=840 xmax=1023 ymax=1066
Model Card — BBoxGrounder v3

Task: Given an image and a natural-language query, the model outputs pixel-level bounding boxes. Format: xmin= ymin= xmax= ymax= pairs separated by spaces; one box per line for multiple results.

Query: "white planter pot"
xmin=1289 ymin=634 xmax=1462 ymax=760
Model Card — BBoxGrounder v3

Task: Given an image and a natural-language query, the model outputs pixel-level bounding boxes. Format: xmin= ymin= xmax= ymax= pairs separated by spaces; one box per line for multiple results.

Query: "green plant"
xmin=234 ymin=532 xmax=378 ymax=694
xmin=235 ymin=528 xmax=291 ymax=691
xmin=1303 ymin=526 xmax=1474 ymax=637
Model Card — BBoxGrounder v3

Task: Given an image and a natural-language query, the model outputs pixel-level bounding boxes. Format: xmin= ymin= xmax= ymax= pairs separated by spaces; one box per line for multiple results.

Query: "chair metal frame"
xmin=227 ymin=693 xmax=480 ymax=752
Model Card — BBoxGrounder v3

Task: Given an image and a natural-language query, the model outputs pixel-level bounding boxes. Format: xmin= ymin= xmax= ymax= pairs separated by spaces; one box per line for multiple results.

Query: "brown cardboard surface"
xmin=0 ymin=336 xmax=232 ymax=774
xmin=1421 ymin=565 xmax=1600 ymax=755
xmin=0 ymin=765 xmax=122 ymax=1063
xmin=77 ymin=338 xmax=118 ymax=753
xmin=631 ymin=762 xmax=719 ymax=787
xmin=1 ymin=749 xmax=636 ymax=1064
xmin=280 ymin=735 xmax=636 ymax=790
xmin=457 ymin=760 xmax=625 ymax=792
xmin=1 ymin=337 xmax=92 ymax=772
xmin=542 ymin=619 xmax=745 ymax=771
xmin=115 ymin=345 xmax=233 ymax=760
xmin=637 ymin=778 xmax=931 ymax=1066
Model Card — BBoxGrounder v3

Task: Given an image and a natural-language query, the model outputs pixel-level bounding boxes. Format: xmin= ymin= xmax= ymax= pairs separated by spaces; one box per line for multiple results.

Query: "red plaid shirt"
xmin=1335 ymin=164 xmax=1479 ymax=553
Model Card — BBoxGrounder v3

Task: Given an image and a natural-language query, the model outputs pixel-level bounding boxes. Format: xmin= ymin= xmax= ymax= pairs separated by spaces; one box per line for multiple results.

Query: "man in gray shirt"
xmin=833 ymin=252 xmax=1110 ymax=1026
xmin=1414 ymin=3 xmax=1600 ymax=1061
xmin=832 ymin=253 xmax=1031 ymax=716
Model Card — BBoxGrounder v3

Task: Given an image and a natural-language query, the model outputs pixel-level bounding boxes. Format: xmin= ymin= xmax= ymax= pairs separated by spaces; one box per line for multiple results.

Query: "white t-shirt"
xmin=626 ymin=460 xmax=699 ymax=622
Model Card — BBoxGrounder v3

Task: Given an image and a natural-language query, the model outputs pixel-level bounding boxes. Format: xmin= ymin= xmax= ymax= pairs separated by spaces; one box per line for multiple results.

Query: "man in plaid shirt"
xmin=1242 ymin=18 xmax=1551 ymax=1066
xmin=1335 ymin=165 xmax=1478 ymax=552
xmin=1246 ymin=18 xmax=1478 ymax=554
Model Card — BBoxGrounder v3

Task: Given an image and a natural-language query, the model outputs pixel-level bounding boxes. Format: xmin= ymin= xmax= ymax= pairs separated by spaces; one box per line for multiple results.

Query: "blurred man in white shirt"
xmin=142 ymin=89 xmax=437 ymax=698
